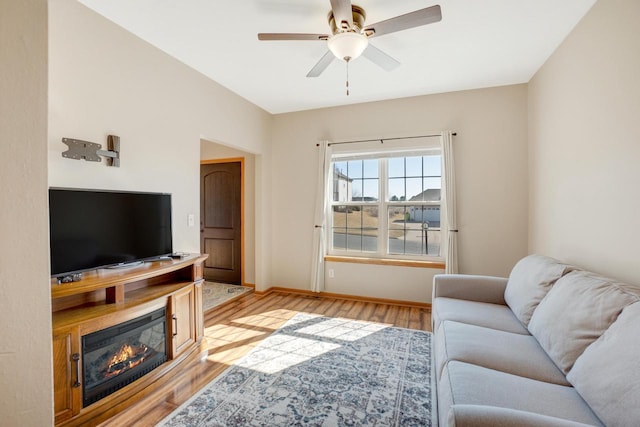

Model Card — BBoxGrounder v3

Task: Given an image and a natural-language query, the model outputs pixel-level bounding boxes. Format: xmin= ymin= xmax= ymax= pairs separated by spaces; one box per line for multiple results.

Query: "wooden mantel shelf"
xmin=51 ymin=253 xmax=208 ymax=299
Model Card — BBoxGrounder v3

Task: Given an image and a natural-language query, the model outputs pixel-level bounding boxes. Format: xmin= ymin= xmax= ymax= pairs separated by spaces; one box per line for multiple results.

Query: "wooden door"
xmin=200 ymin=161 xmax=242 ymax=284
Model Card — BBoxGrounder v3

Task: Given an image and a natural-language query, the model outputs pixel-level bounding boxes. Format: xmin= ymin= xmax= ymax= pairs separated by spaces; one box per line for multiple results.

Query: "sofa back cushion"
xmin=528 ymin=270 xmax=640 ymax=373
xmin=567 ymin=302 xmax=640 ymax=426
xmin=504 ymin=254 xmax=575 ymax=326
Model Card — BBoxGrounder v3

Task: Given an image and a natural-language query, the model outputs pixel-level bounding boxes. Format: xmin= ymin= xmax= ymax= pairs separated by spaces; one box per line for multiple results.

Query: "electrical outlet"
xmin=187 ymin=214 xmax=195 ymax=227
xmin=328 ymin=269 xmax=335 ymax=278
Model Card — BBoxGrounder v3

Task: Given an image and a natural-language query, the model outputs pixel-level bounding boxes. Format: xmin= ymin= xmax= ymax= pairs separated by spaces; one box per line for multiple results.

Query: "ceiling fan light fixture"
xmin=327 ymin=32 xmax=368 ymax=61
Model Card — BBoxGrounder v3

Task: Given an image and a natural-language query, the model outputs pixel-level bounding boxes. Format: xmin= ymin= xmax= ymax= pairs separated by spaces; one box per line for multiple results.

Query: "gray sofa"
xmin=432 ymin=254 xmax=640 ymax=426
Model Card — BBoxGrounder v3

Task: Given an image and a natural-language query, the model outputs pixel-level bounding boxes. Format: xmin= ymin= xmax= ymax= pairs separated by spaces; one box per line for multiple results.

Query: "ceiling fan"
xmin=258 ymin=0 xmax=442 ymax=78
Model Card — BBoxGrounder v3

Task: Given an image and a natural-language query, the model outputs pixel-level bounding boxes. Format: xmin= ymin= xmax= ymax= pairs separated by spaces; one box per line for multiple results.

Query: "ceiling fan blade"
xmin=306 ymin=51 xmax=335 ymax=78
xmin=364 ymin=5 xmax=442 ymax=37
xmin=362 ymin=44 xmax=401 ymax=72
xmin=258 ymin=33 xmax=328 ymax=41
xmin=330 ymin=0 xmax=353 ymax=29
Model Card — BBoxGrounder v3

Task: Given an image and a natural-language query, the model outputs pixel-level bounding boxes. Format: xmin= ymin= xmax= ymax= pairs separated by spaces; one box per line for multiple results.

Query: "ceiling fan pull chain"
xmin=346 ymin=59 xmax=350 ymax=96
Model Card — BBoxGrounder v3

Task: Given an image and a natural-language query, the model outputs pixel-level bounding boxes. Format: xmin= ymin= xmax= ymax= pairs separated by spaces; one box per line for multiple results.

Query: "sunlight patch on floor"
xmin=203 ymin=311 xmax=393 ymax=375
xmin=236 ymin=335 xmax=341 ymax=374
xmin=295 ymin=317 xmax=390 ymax=341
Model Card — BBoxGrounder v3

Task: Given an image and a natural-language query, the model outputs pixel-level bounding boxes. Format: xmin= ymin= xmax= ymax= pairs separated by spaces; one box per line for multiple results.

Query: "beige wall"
xmin=528 ymin=0 xmax=640 ymax=285
xmin=200 ymin=141 xmax=257 ymax=285
xmin=0 ymin=0 xmax=52 ymax=424
xmin=272 ymin=85 xmax=529 ymax=302
xmin=48 ymin=0 xmax=272 ymax=277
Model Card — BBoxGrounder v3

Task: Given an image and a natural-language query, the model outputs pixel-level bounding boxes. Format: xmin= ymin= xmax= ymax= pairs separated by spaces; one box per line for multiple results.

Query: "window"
xmin=329 ymin=149 xmax=443 ymax=260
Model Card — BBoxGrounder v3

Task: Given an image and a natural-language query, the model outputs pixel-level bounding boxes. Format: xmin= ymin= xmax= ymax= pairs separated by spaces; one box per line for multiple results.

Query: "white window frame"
xmin=327 ymin=148 xmax=445 ymax=262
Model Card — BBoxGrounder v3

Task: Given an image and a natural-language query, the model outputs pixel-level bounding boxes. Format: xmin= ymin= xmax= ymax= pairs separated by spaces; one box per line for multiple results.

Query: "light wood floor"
xmin=99 ymin=291 xmax=432 ymax=427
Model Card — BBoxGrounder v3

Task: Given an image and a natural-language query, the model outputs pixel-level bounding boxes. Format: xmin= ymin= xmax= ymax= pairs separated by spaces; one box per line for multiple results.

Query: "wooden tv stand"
xmin=51 ymin=254 xmax=208 ymax=426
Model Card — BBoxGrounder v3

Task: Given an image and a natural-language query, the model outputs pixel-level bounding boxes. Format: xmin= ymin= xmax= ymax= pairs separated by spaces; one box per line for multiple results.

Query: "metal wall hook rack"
xmin=62 ymin=134 xmax=120 ymax=167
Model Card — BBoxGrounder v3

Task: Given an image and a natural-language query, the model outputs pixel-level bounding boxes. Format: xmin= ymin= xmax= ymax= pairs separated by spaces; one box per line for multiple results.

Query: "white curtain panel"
xmin=310 ymin=141 xmax=333 ymax=292
xmin=441 ymin=131 xmax=459 ymax=274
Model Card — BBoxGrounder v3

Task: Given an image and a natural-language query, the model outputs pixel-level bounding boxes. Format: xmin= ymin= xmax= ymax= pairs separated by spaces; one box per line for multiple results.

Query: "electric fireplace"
xmin=82 ymin=308 xmax=168 ymax=407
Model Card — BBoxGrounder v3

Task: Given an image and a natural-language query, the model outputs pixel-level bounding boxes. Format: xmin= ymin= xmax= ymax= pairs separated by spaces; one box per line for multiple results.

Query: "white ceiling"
xmin=78 ymin=0 xmax=596 ymax=114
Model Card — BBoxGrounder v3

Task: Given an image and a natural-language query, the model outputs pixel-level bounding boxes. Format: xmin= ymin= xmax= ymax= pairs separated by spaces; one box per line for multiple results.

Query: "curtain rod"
xmin=316 ymin=133 xmax=457 ymax=147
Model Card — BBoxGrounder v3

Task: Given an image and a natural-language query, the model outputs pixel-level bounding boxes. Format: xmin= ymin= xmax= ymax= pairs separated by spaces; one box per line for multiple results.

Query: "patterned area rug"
xmin=202 ymin=282 xmax=252 ymax=312
xmin=158 ymin=313 xmax=433 ymax=426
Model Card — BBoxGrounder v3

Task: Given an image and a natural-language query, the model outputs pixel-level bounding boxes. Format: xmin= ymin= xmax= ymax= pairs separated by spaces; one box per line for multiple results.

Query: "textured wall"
xmin=0 ymin=0 xmax=52 ymax=424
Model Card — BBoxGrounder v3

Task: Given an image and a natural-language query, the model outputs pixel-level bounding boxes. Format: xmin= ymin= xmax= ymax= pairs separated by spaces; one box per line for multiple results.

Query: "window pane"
xmin=348 ymin=160 xmax=362 ymax=179
xmin=406 ymin=177 xmax=423 ymax=201
xmin=426 ymin=228 xmax=441 ymax=256
xmin=405 ymin=156 xmax=422 ymax=177
xmin=346 ymin=207 xmax=362 ymax=228
xmin=388 ymin=157 xmax=404 ymax=178
xmin=361 ymin=205 xmax=379 ymax=230
xmin=424 ymin=155 xmax=441 ymax=176
xmin=332 ymin=206 xmax=377 ymax=253
xmin=362 ymin=179 xmax=379 ymax=200
xmin=363 ymin=159 xmax=378 ymax=178
xmin=388 ymin=206 xmax=407 ymax=231
xmin=332 ymin=204 xmax=350 ymax=250
xmin=401 ymin=230 xmax=429 ymax=255
xmin=333 ymin=228 xmax=347 ymax=249
xmin=423 ymin=177 xmax=441 ymax=195
xmin=332 ymin=165 xmax=352 ymax=202
xmin=408 ymin=205 xmax=441 ymax=227
xmin=334 ymin=161 xmax=347 ymax=176
xmin=387 ymin=206 xmax=441 ymax=256
xmin=351 ymin=205 xmax=377 ymax=253
xmin=388 ymin=178 xmax=405 ymax=201
xmin=351 ymin=180 xmax=362 ymax=200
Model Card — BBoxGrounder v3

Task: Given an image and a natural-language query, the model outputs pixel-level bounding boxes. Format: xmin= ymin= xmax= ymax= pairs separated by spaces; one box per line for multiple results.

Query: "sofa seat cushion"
xmin=528 ymin=270 xmax=640 ymax=373
xmin=433 ymin=297 xmax=529 ymax=335
xmin=435 ymin=320 xmax=569 ymax=385
xmin=447 ymin=405 xmax=601 ymax=427
xmin=438 ymin=361 xmax=603 ymax=427
xmin=504 ymin=254 xmax=576 ymax=327
xmin=567 ymin=302 xmax=640 ymax=427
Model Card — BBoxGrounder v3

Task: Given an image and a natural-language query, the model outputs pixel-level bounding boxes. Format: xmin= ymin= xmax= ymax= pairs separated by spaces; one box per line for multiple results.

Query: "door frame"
xmin=200 ymin=157 xmax=244 ymax=286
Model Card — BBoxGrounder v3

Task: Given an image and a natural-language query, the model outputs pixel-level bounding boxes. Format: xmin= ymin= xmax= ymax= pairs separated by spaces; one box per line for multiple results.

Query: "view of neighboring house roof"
xmin=409 ymin=189 xmax=441 ymax=202
xmin=333 ymin=169 xmax=353 ymax=182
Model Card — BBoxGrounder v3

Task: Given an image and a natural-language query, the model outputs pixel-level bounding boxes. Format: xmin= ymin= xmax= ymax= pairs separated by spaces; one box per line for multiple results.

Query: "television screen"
xmin=49 ymin=188 xmax=173 ymax=277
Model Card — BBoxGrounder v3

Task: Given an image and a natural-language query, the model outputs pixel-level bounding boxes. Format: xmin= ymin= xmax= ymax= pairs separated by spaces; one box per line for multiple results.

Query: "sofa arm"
xmin=448 ymin=405 xmax=598 ymax=427
xmin=433 ymin=274 xmax=508 ymax=305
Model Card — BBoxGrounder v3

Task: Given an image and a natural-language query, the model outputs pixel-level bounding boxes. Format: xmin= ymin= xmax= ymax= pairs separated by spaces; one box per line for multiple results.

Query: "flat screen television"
xmin=49 ymin=188 xmax=173 ymax=278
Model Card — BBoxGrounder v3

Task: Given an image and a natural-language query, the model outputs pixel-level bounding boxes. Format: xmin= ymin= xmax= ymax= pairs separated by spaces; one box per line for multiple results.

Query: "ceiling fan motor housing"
xmin=257 ymin=2 xmax=442 ymax=78
xmin=329 ymin=5 xmax=366 ymax=34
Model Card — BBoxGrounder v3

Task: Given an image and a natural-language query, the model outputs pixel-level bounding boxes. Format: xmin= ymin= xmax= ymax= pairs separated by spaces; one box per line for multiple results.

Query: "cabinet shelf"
xmin=52 ymin=280 xmax=195 ymax=332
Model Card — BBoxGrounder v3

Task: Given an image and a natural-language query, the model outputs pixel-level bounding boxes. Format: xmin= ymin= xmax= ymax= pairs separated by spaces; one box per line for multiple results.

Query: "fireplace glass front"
xmin=82 ymin=307 xmax=167 ymax=407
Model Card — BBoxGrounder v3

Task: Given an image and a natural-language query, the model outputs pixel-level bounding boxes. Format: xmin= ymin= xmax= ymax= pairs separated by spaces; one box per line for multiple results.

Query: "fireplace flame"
xmin=106 ymin=343 xmax=150 ymax=377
